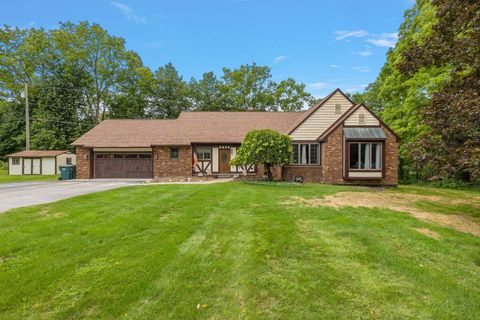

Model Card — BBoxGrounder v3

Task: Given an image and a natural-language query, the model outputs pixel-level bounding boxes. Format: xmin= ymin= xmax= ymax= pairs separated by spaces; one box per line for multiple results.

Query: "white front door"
xmin=23 ymin=158 xmax=32 ymax=175
xmin=32 ymin=158 xmax=41 ymax=175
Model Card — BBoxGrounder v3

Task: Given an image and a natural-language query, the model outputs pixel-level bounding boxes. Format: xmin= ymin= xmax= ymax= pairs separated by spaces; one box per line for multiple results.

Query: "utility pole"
xmin=24 ymin=83 xmax=30 ymax=150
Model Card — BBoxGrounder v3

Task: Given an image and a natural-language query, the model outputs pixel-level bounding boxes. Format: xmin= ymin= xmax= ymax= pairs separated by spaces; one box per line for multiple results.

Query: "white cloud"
xmin=308 ymin=82 xmax=328 ymax=89
xmin=273 ymin=56 xmax=288 ymax=64
xmin=334 ymin=30 xmax=369 ymax=41
xmin=330 ymin=64 xmax=341 ymax=68
xmin=344 ymin=84 xmax=368 ymax=93
xmin=356 ymin=48 xmax=373 ymax=57
xmin=352 ymin=66 xmax=370 ymax=73
xmin=366 ymin=33 xmax=398 ymax=47
xmin=110 ymin=1 xmax=147 ymax=24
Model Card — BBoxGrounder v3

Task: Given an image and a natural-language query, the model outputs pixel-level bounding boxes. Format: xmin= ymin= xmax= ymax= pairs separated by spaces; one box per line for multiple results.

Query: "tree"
xmin=221 ymin=63 xmax=275 ymax=111
xmin=189 ymin=72 xmax=224 ymax=111
xmin=109 ymin=51 xmax=154 ymax=119
xmin=52 ymin=21 xmax=129 ymax=124
xmin=29 ymin=66 xmax=87 ymax=151
xmin=231 ymin=129 xmax=293 ymax=181
xmin=398 ymin=0 xmax=480 ymax=182
xmin=149 ymin=63 xmax=190 ymax=119
xmin=272 ymin=78 xmax=315 ymax=112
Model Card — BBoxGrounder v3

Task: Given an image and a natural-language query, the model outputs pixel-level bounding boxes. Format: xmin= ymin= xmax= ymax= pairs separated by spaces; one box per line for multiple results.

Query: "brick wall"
xmin=153 ymin=146 xmax=192 ymax=178
xmin=75 ymin=147 xmax=92 ymax=179
xmin=321 ymin=124 xmax=398 ymax=186
xmin=322 ymin=125 xmax=346 ymax=184
xmin=254 ymin=164 xmax=282 ymax=181
xmin=283 ymin=165 xmax=322 ymax=183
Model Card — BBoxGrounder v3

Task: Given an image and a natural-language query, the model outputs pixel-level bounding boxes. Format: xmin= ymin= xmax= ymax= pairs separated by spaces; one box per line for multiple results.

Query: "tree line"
xmin=352 ymin=0 xmax=479 ymax=184
xmin=0 ymin=21 xmax=315 ymax=158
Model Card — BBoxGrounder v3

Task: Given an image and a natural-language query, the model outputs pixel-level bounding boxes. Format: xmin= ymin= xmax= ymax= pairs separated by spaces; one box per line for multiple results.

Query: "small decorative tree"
xmin=231 ymin=129 xmax=293 ymax=181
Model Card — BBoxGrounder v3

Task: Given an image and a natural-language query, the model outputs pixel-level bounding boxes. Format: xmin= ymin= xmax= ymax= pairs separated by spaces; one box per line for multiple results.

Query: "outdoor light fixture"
xmin=154 ymin=154 xmax=158 ymax=160
xmin=83 ymin=154 xmax=88 ymax=160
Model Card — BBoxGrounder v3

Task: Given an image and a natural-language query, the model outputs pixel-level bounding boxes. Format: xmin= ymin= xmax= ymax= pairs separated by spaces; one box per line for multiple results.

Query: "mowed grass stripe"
xmin=0 ymin=182 xmax=479 ymax=319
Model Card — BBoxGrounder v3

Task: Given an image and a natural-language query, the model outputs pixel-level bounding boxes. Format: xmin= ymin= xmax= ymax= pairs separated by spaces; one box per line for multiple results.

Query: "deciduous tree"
xmin=231 ymin=129 xmax=293 ymax=181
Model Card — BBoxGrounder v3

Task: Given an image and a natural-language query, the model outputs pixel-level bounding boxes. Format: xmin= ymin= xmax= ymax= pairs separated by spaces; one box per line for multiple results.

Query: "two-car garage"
xmin=94 ymin=153 xmax=153 ymax=179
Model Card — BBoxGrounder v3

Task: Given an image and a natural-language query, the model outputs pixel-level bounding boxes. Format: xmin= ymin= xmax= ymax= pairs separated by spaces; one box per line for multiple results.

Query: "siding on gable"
xmin=290 ymin=91 xmax=354 ymax=140
xmin=344 ymin=106 xmax=379 ymax=126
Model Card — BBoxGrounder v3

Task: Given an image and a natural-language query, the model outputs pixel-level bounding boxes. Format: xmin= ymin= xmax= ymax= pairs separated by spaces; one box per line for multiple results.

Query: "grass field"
xmin=0 ymin=182 xmax=479 ymax=319
xmin=0 ymin=168 xmax=58 ymax=183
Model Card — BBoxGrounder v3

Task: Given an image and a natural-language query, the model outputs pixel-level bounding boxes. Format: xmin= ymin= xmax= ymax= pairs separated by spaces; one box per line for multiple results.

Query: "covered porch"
xmin=192 ymin=144 xmax=256 ymax=177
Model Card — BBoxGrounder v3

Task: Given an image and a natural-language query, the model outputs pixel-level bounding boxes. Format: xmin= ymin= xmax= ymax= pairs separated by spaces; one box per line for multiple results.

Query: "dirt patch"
xmin=283 ymin=191 xmax=480 ymax=237
xmin=414 ymin=228 xmax=440 ymax=239
xmin=38 ymin=208 xmax=65 ymax=219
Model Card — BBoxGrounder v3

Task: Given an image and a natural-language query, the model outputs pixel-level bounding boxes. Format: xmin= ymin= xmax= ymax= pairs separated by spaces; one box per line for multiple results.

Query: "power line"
xmin=31 ymin=117 xmax=79 ymax=125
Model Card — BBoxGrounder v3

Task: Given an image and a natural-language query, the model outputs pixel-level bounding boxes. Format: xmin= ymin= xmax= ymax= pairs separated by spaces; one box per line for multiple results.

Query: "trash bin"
xmin=59 ymin=165 xmax=76 ymax=180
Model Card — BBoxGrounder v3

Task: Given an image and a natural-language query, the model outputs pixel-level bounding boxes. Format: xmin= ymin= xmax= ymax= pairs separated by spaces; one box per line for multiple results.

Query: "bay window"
xmin=292 ymin=143 xmax=319 ymax=165
xmin=349 ymin=142 xmax=382 ymax=170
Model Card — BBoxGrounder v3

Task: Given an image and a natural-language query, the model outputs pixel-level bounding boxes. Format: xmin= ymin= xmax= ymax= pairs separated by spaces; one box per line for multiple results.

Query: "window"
xmin=349 ymin=142 xmax=381 ymax=170
xmin=125 ymin=154 xmax=138 ymax=159
xmin=195 ymin=147 xmax=211 ymax=160
xmin=170 ymin=147 xmax=179 ymax=159
xmin=292 ymin=143 xmax=320 ymax=165
xmin=139 ymin=154 xmax=152 ymax=159
xmin=359 ymin=114 xmax=365 ymax=124
xmin=66 ymin=157 xmax=72 ymax=165
xmin=335 ymin=104 xmax=342 ymax=115
xmin=12 ymin=157 xmax=20 ymax=165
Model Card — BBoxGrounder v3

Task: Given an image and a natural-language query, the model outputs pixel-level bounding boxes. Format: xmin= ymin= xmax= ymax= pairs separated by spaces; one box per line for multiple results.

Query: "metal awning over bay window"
xmin=343 ymin=127 xmax=387 ymax=140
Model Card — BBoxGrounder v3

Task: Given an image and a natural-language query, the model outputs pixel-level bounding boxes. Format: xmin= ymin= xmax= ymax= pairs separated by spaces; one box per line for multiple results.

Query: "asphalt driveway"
xmin=0 ymin=180 xmax=140 ymax=212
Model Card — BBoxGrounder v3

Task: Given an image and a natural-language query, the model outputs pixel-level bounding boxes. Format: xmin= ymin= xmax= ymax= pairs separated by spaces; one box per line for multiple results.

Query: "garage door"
xmin=94 ymin=153 xmax=152 ymax=179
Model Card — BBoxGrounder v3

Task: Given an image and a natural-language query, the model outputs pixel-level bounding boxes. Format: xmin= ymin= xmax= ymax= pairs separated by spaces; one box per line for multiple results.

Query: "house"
xmin=6 ymin=150 xmax=76 ymax=176
xmin=72 ymin=89 xmax=399 ymax=185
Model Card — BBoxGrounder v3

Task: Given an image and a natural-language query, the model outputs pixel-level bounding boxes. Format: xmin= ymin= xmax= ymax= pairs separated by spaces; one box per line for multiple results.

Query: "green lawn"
xmin=0 ymin=182 xmax=479 ymax=319
xmin=0 ymin=168 xmax=58 ymax=183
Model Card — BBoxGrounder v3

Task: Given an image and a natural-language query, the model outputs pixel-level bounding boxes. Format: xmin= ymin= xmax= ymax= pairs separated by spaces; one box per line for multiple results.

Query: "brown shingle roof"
xmin=71 ymin=112 xmax=303 ymax=148
xmin=175 ymin=111 xmax=302 ymax=144
xmin=7 ymin=150 xmax=71 ymax=157
xmin=71 ymin=119 xmax=185 ymax=147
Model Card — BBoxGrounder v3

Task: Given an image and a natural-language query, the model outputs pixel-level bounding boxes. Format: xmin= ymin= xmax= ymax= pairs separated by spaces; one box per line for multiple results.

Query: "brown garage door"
xmin=94 ymin=153 xmax=152 ymax=179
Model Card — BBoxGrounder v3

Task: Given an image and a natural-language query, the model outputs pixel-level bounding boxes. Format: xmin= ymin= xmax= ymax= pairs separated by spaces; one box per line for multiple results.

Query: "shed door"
xmin=94 ymin=153 xmax=152 ymax=179
xmin=32 ymin=158 xmax=41 ymax=175
xmin=23 ymin=158 xmax=32 ymax=175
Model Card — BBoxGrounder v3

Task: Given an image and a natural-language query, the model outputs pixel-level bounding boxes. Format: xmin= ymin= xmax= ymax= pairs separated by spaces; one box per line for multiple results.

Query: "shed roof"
xmin=7 ymin=150 xmax=71 ymax=157
xmin=343 ymin=127 xmax=387 ymax=140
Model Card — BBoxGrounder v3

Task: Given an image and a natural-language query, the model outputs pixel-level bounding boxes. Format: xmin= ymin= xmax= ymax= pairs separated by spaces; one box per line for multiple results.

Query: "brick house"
xmin=72 ymin=89 xmax=399 ymax=185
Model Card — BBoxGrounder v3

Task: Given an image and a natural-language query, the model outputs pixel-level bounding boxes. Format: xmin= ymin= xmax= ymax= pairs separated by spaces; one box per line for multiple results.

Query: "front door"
xmin=32 ymin=158 xmax=41 ymax=175
xmin=23 ymin=158 xmax=32 ymax=175
xmin=219 ymin=149 xmax=230 ymax=173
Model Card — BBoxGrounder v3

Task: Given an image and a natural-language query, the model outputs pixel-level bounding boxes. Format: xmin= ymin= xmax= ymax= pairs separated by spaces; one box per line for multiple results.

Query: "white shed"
xmin=6 ymin=150 xmax=76 ymax=176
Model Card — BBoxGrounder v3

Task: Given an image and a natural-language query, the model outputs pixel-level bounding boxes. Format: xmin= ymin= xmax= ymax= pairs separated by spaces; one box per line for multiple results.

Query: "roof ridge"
xmin=179 ymin=111 xmax=303 ymax=114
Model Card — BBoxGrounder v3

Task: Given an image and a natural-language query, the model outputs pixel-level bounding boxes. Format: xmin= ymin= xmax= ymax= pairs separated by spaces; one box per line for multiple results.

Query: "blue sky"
xmin=1 ymin=0 xmax=413 ymax=97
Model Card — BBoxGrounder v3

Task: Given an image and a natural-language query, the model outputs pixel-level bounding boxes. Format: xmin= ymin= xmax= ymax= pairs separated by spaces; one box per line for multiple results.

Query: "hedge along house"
xmin=6 ymin=150 xmax=76 ymax=175
xmin=72 ymin=89 xmax=399 ymax=185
